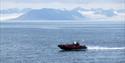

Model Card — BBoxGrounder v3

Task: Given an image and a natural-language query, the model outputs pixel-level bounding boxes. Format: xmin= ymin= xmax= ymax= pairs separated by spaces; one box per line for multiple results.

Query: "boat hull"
xmin=58 ymin=44 xmax=87 ymax=50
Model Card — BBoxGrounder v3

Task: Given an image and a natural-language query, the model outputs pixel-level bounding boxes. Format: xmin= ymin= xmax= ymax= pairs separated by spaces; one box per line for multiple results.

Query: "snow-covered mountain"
xmin=1 ymin=8 xmax=125 ymax=21
xmin=74 ymin=7 xmax=125 ymax=21
xmin=16 ymin=8 xmax=84 ymax=20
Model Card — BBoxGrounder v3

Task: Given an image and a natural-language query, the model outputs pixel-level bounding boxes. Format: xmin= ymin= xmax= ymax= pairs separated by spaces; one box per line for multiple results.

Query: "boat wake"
xmin=87 ymin=46 xmax=125 ymax=50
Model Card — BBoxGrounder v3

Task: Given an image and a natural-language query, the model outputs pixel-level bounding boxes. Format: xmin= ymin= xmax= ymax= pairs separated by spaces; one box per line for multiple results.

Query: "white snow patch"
xmin=0 ymin=13 xmax=23 ymax=21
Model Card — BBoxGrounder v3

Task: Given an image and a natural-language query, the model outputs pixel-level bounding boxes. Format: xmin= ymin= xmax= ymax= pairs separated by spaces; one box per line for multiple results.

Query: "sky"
xmin=1 ymin=0 xmax=125 ymax=10
xmin=0 ymin=0 xmax=125 ymax=21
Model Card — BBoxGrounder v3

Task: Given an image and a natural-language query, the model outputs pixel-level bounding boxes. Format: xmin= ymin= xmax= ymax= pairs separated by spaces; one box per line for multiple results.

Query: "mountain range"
xmin=17 ymin=8 xmax=84 ymax=20
xmin=1 ymin=8 xmax=125 ymax=20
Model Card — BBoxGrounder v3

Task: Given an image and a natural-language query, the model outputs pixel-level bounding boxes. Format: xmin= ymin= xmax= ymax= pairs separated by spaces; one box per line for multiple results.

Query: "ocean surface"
xmin=0 ymin=20 xmax=125 ymax=63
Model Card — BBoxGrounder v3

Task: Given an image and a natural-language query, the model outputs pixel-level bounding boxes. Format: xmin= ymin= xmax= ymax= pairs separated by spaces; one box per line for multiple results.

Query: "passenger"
xmin=73 ymin=41 xmax=79 ymax=46
xmin=73 ymin=41 xmax=77 ymax=44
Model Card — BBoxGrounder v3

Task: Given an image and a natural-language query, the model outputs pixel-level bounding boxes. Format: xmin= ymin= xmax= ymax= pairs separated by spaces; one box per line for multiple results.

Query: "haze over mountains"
xmin=17 ymin=8 xmax=84 ymax=20
xmin=1 ymin=8 xmax=125 ymax=20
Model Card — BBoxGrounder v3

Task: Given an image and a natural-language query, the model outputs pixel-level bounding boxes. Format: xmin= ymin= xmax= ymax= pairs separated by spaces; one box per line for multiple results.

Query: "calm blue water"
xmin=0 ymin=21 xmax=125 ymax=63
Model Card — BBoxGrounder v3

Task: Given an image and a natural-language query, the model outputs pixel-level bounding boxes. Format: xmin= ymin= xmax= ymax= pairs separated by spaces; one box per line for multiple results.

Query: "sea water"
xmin=0 ymin=20 xmax=125 ymax=63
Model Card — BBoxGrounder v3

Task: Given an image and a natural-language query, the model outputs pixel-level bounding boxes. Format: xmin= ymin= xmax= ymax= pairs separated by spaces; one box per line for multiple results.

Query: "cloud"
xmin=2 ymin=0 xmax=124 ymax=3
xmin=1 ymin=0 xmax=124 ymax=10
xmin=1 ymin=2 xmax=124 ymax=10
